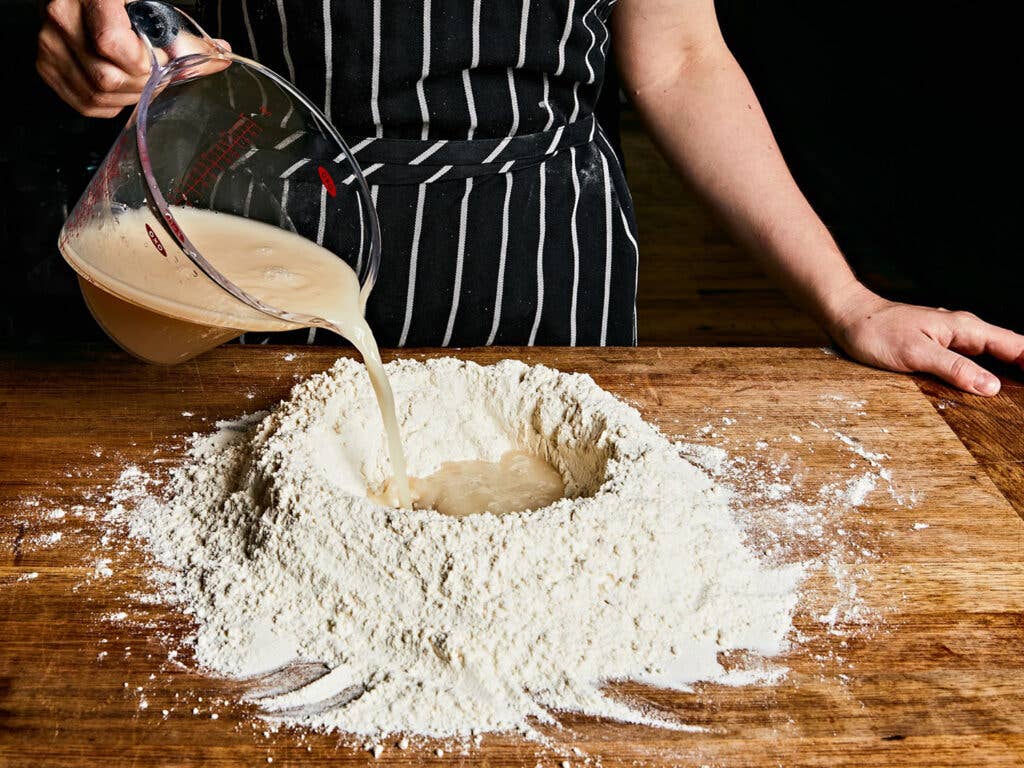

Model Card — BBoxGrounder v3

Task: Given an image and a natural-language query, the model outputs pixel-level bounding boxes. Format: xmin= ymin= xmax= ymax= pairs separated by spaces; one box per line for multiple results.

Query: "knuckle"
xmin=91 ymin=65 xmax=124 ymax=91
xmin=948 ymin=355 xmax=971 ymax=381
xmin=900 ymin=343 xmax=927 ymax=370
xmin=35 ymin=61 xmax=61 ymax=89
xmin=38 ymin=26 xmax=63 ymax=53
xmin=84 ymin=88 xmax=114 ymax=108
xmin=81 ymin=102 xmax=114 ymax=118
xmin=900 ymin=339 xmax=921 ymax=360
xmin=36 ymin=66 xmax=58 ymax=93
xmin=44 ymin=1 xmax=66 ymax=28
xmin=93 ymin=28 xmax=123 ymax=59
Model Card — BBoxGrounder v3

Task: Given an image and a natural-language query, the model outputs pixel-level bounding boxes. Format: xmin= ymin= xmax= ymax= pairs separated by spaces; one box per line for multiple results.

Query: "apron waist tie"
xmin=338 ymin=115 xmax=598 ymax=187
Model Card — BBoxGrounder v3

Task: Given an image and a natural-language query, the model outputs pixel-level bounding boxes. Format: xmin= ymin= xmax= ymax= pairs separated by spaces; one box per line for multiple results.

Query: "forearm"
xmin=627 ymin=44 xmax=871 ymax=331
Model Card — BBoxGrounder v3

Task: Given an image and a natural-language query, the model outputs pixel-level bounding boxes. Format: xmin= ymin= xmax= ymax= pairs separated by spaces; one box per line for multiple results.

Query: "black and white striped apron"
xmin=204 ymin=0 xmax=639 ymax=347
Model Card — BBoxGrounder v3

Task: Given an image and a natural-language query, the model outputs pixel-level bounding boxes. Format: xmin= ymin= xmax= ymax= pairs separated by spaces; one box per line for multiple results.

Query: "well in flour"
xmin=376 ymin=450 xmax=566 ymax=517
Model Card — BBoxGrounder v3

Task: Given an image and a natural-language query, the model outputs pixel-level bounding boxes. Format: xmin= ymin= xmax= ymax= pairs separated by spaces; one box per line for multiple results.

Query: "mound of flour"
xmin=129 ymin=357 xmax=804 ymax=738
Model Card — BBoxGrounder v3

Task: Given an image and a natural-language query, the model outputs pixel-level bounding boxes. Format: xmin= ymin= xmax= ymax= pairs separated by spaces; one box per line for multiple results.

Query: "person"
xmin=36 ymin=0 xmax=1024 ymax=395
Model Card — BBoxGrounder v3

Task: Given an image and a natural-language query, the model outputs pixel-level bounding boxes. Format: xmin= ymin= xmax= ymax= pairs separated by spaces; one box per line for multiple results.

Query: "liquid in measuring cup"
xmin=61 ymin=207 xmax=412 ymax=506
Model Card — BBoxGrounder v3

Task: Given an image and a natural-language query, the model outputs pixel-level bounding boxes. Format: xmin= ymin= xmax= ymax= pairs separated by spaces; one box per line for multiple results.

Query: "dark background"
xmin=715 ymin=2 xmax=1020 ymax=330
xmin=1 ymin=1 xmax=1019 ymax=343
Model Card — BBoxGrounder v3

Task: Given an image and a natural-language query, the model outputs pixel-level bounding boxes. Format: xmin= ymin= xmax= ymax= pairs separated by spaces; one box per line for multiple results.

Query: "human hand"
xmin=826 ymin=283 xmax=1024 ymax=396
xmin=36 ymin=0 xmax=152 ymax=117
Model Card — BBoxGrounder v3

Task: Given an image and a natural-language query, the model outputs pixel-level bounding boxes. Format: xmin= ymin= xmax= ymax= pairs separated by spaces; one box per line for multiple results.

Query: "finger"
xmin=908 ymin=340 xmax=1001 ymax=396
xmin=949 ymin=312 xmax=1024 ymax=367
xmin=45 ymin=0 xmax=149 ymax=95
xmin=45 ymin=29 xmax=140 ymax=105
xmin=38 ymin=31 xmax=138 ymax=115
xmin=83 ymin=0 xmax=151 ymax=76
xmin=38 ymin=58 xmax=122 ymax=117
xmin=38 ymin=27 xmax=99 ymax=113
xmin=47 ymin=54 xmax=138 ymax=114
xmin=36 ymin=53 xmax=83 ymax=112
xmin=72 ymin=44 xmax=150 ymax=95
xmin=56 ymin=8 xmax=150 ymax=94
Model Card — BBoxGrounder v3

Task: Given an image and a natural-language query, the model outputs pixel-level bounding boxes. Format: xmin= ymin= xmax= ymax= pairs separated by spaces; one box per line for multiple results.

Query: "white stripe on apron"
xmin=541 ymin=75 xmax=554 ymax=131
xmin=463 ymin=0 xmax=482 ymax=140
xmin=416 ymin=0 xmax=432 ymax=140
xmin=275 ymin=0 xmax=296 ymax=81
xmin=399 ymin=184 xmax=428 ymax=346
xmin=528 ymin=163 xmax=547 ymax=346
xmin=486 ymin=173 xmax=514 ymax=346
xmin=598 ymin=149 xmax=613 ymax=346
xmin=370 ymin=0 xmax=383 ymax=137
xmin=581 ymin=0 xmax=602 ymax=85
xmin=443 ymin=177 xmax=475 ymax=346
xmin=598 ymin=131 xmax=640 ymax=344
xmin=323 ymin=0 xmax=333 ymax=119
xmin=516 ymin=0 xmax=530 ymax=69
xmin=568 ymin=146 xmax=582 ymax=346
xmin=241 ymin=0 xmax=258 ymax=59
xmin=556 ymin=0 xmax=576 ymax=77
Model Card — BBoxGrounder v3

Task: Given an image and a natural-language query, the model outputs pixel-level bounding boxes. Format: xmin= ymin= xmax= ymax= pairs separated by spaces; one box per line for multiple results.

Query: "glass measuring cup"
xmin=59 ymin=0 xmax=381 ymax=364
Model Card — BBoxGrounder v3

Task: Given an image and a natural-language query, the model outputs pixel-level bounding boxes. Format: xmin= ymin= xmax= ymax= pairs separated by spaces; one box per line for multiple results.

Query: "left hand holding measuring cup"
xmin=37 ymin=0 xmax=230 ymax=118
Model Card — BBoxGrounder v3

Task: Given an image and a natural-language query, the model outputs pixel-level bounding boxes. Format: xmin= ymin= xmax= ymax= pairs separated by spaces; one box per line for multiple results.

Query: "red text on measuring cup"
xmin=145 ymin=223 xmax=168 ymax=257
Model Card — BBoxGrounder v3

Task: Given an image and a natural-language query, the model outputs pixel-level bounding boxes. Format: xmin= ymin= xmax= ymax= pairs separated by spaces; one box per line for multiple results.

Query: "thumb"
xmin=84 ymin=0 xmax=150 ymax=76
xmin=910 ymin=340 xmax=1001 ymax=396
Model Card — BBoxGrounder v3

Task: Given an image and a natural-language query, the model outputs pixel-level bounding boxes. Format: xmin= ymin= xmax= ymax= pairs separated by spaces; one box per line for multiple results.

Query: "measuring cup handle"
xmin=126 ymin=1 xmax=181 ymax=49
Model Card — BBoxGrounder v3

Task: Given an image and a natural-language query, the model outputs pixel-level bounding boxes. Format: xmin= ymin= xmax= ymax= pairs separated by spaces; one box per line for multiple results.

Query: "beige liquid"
xmin=63 ymin=206 xmax=411 ymax=507
xmin=378 ymin=450 xmax=565 ymax=518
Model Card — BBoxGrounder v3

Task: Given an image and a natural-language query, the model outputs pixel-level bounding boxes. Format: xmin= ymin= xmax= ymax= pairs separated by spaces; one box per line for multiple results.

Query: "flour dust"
xmin=1 ymin=357 xmax=912 ymax=751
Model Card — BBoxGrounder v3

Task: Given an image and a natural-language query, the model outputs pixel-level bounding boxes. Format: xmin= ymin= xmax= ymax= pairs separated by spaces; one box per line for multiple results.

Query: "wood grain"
xmin=1 ymin=345 xmax=1021 ymax=767
xmin=916 ymin=367 xmax=1024 ymax=523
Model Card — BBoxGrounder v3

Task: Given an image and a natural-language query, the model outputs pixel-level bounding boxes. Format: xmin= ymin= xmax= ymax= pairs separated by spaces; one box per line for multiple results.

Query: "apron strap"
xmin=336 ymin=115 xmax=598 ymax=187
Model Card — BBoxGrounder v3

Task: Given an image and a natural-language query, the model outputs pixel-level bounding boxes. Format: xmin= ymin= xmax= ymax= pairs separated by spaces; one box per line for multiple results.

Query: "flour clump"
xmin=128 ymin=357 xmax=804 ymax=738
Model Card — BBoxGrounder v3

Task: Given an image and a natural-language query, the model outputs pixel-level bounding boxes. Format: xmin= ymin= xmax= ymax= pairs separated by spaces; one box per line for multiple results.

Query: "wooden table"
xmin=1 ymin=346 xmax=1021 ymax=767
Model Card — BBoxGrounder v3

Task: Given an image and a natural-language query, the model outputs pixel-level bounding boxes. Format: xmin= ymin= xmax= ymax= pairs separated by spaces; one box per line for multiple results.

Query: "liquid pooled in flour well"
xmin=66 ymin=206 xmax=411 ymax=507
xmin=378 ymin=450 xmax=566 ymax=517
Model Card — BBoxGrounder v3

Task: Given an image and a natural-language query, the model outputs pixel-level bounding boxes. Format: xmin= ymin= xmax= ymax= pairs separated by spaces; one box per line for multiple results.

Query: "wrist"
xmin=814 ymin=278 xmax=886 ymax=340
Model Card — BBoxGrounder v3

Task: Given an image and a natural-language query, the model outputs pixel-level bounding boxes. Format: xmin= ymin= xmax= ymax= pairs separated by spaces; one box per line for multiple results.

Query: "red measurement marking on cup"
xmin=162 ymin=211 xmax=185 ymax=242
xmin=175 ymin=114 xmax=263 ymax=204
xmin=318 ymin=166 xmax=337 ymax=197
xmin=145 ymin=223 xmax=168 ymax=256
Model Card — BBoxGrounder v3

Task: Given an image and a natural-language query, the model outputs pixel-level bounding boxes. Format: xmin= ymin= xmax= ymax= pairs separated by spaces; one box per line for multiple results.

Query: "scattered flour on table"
xmin=121 ymin=358 xmax=806 ymax=739
xmin=3 ymin=356 xmax=911 ymax=752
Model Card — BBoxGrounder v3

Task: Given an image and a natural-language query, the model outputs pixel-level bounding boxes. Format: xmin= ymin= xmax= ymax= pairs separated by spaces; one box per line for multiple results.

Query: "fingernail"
xmin=974 ymin=373 xmax=1000 ymax=395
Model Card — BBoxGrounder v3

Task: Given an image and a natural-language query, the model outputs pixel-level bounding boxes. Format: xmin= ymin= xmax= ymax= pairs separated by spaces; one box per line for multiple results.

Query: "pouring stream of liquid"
xmin=326 ymin=322 xmax=412 ymax=508
xmin=63 ymin=206 xmax=413 ymax=507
